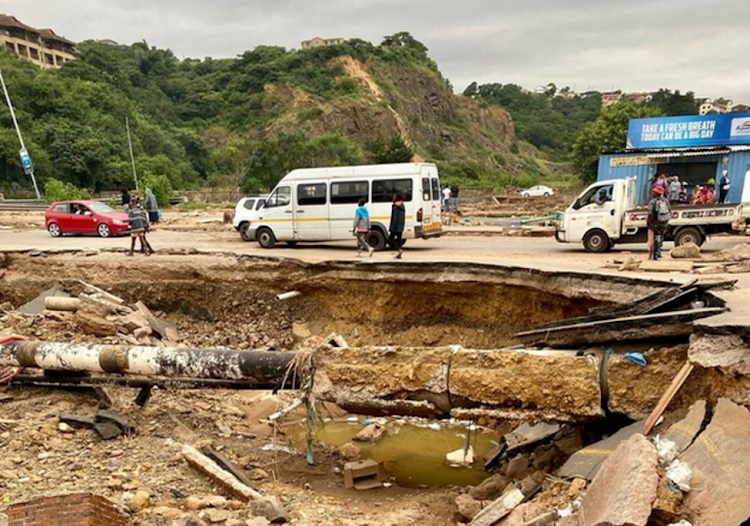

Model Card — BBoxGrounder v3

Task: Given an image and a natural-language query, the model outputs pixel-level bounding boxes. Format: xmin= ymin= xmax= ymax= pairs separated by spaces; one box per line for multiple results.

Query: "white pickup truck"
xmin=555 ymin=177 xmax=746 ymax=252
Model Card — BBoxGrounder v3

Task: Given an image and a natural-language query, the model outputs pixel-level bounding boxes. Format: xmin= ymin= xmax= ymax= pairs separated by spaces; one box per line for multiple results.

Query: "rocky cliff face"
xmin=261 ymin=55 xmax=523 ymax=171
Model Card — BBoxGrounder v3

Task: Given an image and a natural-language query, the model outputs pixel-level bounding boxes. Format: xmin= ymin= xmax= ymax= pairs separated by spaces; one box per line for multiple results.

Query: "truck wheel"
xmin=256 ymin=227 xmax=276 ymax=249
xmin=674 ymin=227 xmax=704 ymax=247
xmin=367 ymin=229 xmax=386 ymax=251
xmin=583 ymin=229 xmax=610 ymax=253
xmin=239 ymin=222 xmax=252 ymax=242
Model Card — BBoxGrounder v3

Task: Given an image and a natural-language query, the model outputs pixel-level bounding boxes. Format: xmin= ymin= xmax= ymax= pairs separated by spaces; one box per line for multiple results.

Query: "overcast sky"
xmin=10 ymin=0 xmax=750 ymax=101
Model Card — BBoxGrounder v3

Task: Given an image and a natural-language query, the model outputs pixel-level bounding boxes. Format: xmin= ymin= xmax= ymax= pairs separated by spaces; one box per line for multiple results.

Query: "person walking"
xmin=719 ymin=170 xmax=731 ymax=203
xmin=352 ymin=198 xmax=374 ymax=257
xmin=121 ymin=188 xmax=131 ymax=210
xmin=389 ymin=193 xmax=406 ymax=259
xmin=450 ymin=184 xmax=460 ymax=211
xmin=647 ymin=185 xmax=671 ymax=261
xmin=127 ymin=197 xmax=152 ymax=257
xmin=442 ymin=186 xmax=451 ymax=212
xmin=145 ymin=188 xmax=160 ymax=223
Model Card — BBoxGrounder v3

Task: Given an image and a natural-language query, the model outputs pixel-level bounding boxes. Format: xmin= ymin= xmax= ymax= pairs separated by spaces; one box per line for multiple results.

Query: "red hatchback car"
xmin=45 ymin=200 xmax=130 ymax=238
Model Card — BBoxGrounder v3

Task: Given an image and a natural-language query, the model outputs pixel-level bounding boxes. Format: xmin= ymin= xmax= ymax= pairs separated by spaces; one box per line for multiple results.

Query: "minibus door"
xmin=295 ymin=181 xmax=330 ymax=240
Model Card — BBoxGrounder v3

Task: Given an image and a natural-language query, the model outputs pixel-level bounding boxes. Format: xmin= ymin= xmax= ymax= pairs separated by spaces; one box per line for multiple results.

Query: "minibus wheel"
xmin=257 ymin=227 xmax=277 ymax=249
xmin=367 ymin=230 xmax=386 ymax=251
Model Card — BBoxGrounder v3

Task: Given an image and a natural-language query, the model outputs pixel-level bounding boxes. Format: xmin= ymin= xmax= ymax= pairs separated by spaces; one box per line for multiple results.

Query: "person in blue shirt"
xmin=352 ymin=198 xmax=374 ymax=257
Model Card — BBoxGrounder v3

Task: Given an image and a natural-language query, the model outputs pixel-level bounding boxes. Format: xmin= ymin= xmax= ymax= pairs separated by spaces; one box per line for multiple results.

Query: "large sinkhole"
xmin=0 ymin=257 xmax=669 ymax=350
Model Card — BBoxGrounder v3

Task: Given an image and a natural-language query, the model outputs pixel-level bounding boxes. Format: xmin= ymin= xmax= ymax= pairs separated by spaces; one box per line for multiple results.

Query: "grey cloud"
xmin=12 ymin=0 xmax=750 ymax=101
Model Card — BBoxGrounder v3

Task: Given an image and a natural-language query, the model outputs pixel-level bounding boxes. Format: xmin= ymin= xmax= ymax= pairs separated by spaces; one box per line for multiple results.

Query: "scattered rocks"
xmin=128 ymin=490 xmax=152 ymax=512
xmin=337 ymin=442 xmax=361 ymax=461
xmin=455 ymin=493 xmax=483 ymax=522
xmin=670 ymin=242 xmax=700 ymax=259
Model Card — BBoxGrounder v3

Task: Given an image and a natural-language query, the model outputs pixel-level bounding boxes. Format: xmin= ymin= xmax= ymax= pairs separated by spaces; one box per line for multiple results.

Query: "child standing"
xmin=352 ymin=198 xmax=374 ymax=257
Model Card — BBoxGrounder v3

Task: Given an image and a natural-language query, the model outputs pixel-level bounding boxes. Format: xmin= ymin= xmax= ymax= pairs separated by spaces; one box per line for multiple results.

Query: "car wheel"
xmin=239 ymin=222 xmax=253 ymax=242
xmin=48 ymin=222 xmax=62 ymax=238
xmin=521 ymin=193 xmax=529 ymax=198
xmin=97 ymin=224 xmax=112 ymax=238
xmin=583 ymin=229 xmax=610 ymax=253
xmin=544 ymin=192 xmax=550 ymax=197
xmin=366 ymin=229 xmax=387 ymax=251
xmin=674 ymin=227 xmax=704 ymax=247
xmin=256 ymin=227 xmax=276 ymax=249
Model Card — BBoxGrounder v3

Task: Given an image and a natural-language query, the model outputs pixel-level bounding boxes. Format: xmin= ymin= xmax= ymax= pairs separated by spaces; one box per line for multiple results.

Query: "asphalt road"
xmin=0 ymin=228 xmax=745 ymax=270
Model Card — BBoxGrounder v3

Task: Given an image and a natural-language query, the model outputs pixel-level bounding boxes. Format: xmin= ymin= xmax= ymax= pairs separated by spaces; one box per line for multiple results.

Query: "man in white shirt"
xmin=442 ymin=187 xmax=451 ymax=211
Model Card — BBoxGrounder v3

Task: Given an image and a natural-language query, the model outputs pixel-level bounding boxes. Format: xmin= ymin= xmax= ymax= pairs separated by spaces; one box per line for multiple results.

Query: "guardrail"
xmin=0 ymin=196 xmax=188 ymax=211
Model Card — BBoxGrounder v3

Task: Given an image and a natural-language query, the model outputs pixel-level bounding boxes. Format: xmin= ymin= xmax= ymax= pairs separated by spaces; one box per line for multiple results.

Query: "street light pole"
xmin=0 ymin=68 xmax=41 ymax=199
xmin=126 ymin=116 xmax=138 ymax=191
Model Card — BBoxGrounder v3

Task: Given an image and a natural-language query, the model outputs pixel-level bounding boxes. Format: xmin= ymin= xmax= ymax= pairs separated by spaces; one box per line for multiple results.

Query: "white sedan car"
xmin=520 ymin=185 xmax=555 ymax=198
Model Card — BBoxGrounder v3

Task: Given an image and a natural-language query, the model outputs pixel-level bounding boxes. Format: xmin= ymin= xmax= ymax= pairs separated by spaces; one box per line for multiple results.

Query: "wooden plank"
xmin=638 ymin=260 xmax=694 ymax=272
xmin=201 ymin=446 xmax=258 ymax=489
xmin=469 ymin=487 xmax=524 ymax=526
xmin=643 ymin=362 xmax=694 ymax=435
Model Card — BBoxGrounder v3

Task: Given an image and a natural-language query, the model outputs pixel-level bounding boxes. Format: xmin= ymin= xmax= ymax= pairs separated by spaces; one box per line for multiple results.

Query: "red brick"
xmin=7 ymin=493 xmax=126 ymax=526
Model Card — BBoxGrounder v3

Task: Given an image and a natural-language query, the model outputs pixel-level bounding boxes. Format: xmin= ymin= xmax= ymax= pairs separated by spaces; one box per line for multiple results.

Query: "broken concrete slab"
xmin=681 ymin=398 xmax=750 ymax=526
xmin=18 ymin=283 xmax=70 ymax=315
xmin=661 ymin=400 xmax=707 ymax=454
xmin=450 ymin=348 xmax=603 ymax=422
xmin=639 ymin=260 xmax=695 ymax=272
xmin=505 ymin=422 xmax=561 ymax=454
xmin=559 ymin=419 xmax=645 ymax=481
xmin=516 ymin=308 xmax=724 ymax=348
xmin=58 ymin=414 xmax=95 ymax=430
xmin=580 ymin=434 xmax=659 ymax=526
xmin=688 ymin=333 xmax=750 ymax=377
xmin=469 ymin=487 xmax=524 ymax=526
xmin=94 ymin=421 xmax=123 ymax=440
xmin=95 ymin=409 xmax=134 ymax=435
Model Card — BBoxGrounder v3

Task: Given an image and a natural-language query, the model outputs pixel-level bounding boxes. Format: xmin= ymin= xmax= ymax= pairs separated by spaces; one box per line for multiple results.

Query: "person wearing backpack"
xmin=647 ymin=185 xmax=671 ymax=260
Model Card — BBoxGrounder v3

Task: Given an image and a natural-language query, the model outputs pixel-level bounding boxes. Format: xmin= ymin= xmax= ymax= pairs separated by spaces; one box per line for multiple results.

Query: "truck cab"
xmin=556 ymin=178 xmax=636 ymax=252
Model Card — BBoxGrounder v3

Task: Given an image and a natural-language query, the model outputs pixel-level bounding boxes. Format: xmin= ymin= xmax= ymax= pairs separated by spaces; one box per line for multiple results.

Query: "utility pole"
xmin=125 ymin=116 xmax=138 ymax=190
xmin=0 ymin=68 xmax=41 ymax=199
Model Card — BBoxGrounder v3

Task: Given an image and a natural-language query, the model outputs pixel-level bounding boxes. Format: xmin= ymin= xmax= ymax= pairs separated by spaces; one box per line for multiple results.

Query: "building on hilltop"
xmin=300 ymin=37 xmax=345 ymax=49
xmin=623 ymin=91 xmax=653 ymax=104
xmin=0 ymin=14 xmax=76 ymax=68
xmin=601 ymin=91 xmax=623 ymax=107
xmin=697 ymin=97 xmax=739 ymax=115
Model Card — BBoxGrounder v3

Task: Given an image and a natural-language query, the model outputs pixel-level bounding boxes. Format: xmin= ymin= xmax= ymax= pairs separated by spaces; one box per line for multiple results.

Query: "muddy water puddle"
xmin=285 ymin=419 xmax=502 ymax=487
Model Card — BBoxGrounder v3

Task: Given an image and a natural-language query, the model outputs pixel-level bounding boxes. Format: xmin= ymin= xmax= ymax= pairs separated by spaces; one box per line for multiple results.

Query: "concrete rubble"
xmin=2 ymin=255 xmax=750 ymax=526
xmin=580 ymin=434 xmax=659 ymax=526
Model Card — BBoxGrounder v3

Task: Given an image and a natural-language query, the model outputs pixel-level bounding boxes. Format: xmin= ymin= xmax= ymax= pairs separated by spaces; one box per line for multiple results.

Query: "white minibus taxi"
xmin=246 ymin=162 xmax=442 ymax=250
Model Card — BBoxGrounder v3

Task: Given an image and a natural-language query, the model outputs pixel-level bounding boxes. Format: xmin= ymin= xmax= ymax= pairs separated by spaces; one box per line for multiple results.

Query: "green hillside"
xmin=0 ymin=33 xmax=553 ymax=197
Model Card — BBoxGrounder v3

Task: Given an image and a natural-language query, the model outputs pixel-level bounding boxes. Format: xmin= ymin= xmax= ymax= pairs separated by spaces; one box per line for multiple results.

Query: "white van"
xmin=233 ymin=195 xmax=267 ymax=241
xmin=246 ymin=163 xmax=443 ymax=250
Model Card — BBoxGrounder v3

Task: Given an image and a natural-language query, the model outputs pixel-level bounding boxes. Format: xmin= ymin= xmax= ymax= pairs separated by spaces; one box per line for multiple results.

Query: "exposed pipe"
xmin=0 ymin=341 xmax=296 ymax=386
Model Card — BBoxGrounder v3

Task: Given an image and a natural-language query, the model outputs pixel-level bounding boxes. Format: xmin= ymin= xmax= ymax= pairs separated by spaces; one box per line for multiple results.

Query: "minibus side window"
xmin=422 ymin=177 xmax=431 ymax=201
xmin=331 ymin=181 xmax=369 ymax=204
xmin=298 ymin=183 xmax=327 ymax=206
xmin=431 ymin=178 xmax=440 ymax=201
xmin=372 ymin=179 xmax=413 ymax=203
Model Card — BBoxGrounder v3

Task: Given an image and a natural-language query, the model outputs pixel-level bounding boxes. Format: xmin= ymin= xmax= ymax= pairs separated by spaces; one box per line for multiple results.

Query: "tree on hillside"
xmin=366 ymin=134 xmax=414 ymax=164
xmin=648 ymin=89 xmax=698 ymax=116
xmin=570 ymin=101 xmax=661 ymax=184
xmin=380 ymin=32 xmax=427 ymax=54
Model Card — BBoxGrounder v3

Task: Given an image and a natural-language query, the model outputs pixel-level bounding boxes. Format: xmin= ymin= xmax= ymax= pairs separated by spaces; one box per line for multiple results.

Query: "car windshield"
xmin=89 ymin=202 xmax=116 ymax=214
